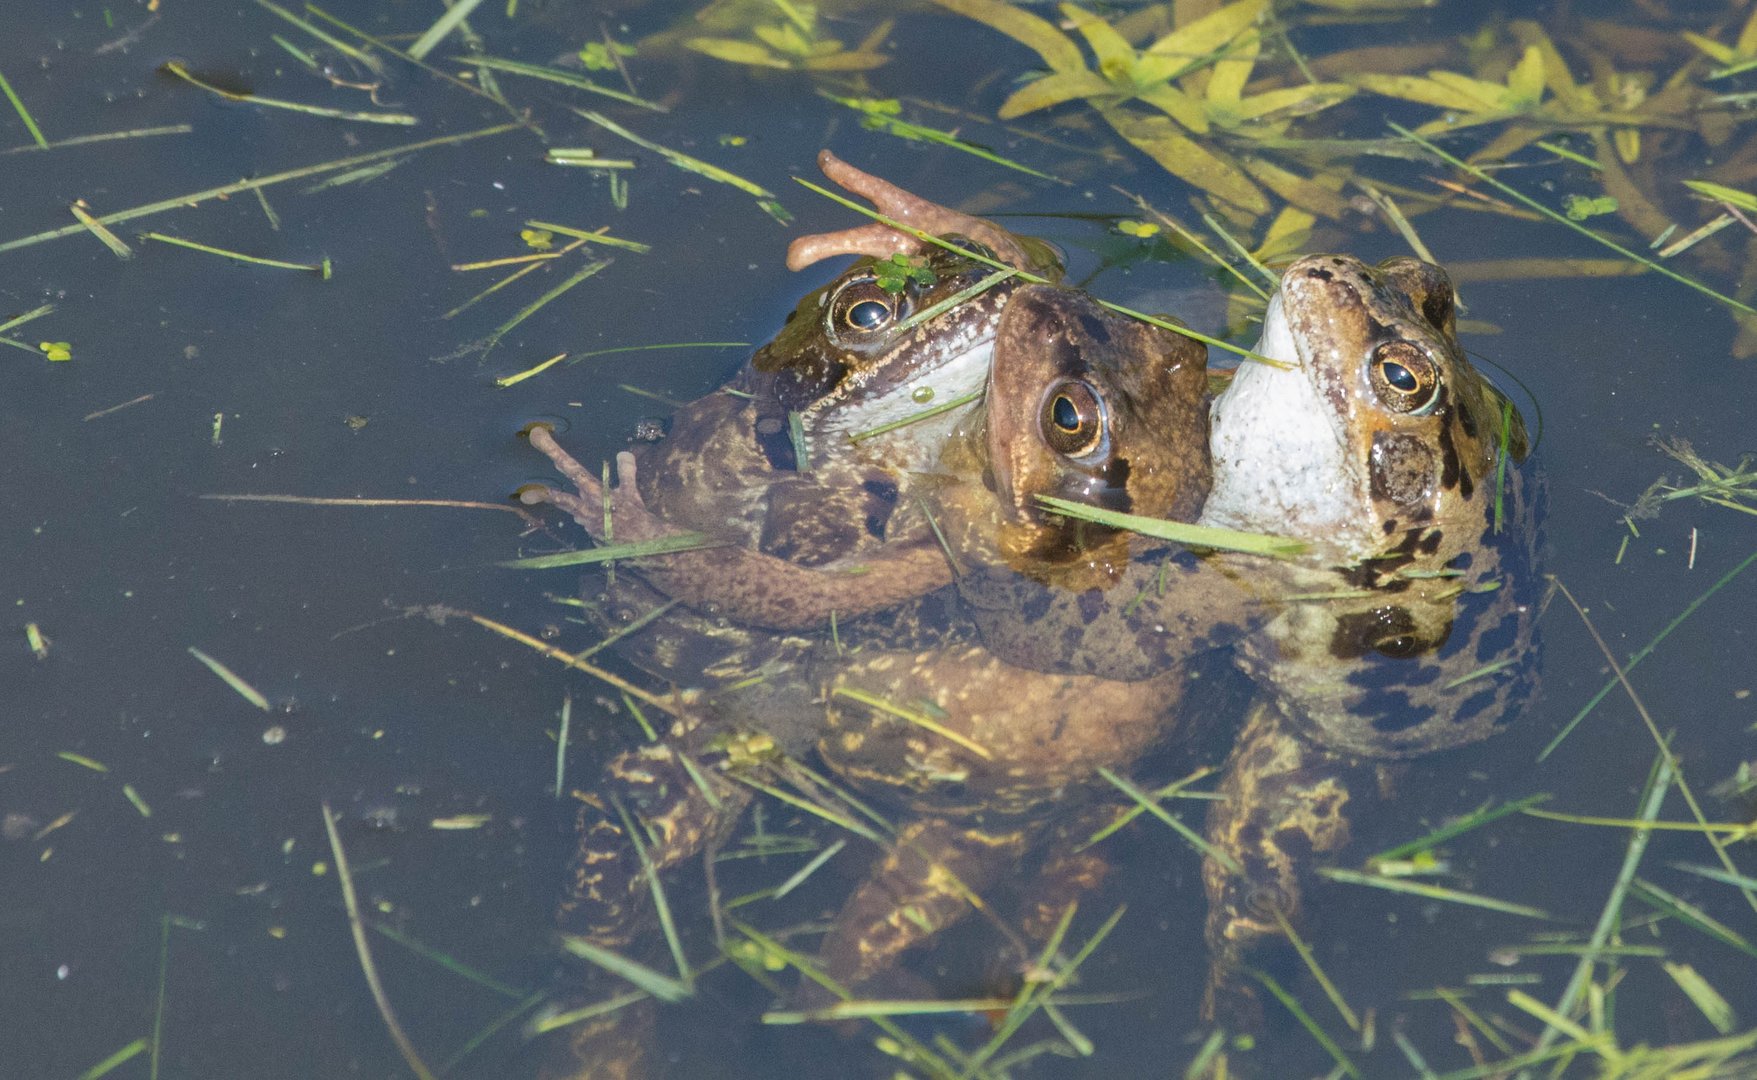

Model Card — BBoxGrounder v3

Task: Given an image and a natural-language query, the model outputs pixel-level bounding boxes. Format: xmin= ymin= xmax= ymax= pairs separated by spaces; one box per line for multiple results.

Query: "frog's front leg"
xmin=1201 ymin=703 xmax=1370 ymax=1027
xmin=808 ymin=817 xmax=1034 ymax=1002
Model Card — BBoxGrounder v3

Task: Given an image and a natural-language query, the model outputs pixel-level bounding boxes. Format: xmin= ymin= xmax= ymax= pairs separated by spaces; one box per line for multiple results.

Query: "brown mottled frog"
xmin=958 ymin=254 xmax=1541 ymax=1026
xmin=1195 ymin=254 xmax=1541 ymax=1021
xmin=803 ymin=284 xmax=1213 ymax=997
xmin=537 ymin=281 xmax=1215 ymax=1076
xmin=523 ymin=150 xmax=1060 ymax=630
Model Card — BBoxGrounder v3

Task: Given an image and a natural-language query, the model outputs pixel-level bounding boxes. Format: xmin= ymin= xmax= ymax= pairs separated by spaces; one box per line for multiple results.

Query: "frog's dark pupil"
xmin=1381 ymin=360 xmax=1418 ymax=393
xmin=847 ymin=299 xmax=891 ymax=330
xmin=1052 ymin=394 xmax=1080 ymax=432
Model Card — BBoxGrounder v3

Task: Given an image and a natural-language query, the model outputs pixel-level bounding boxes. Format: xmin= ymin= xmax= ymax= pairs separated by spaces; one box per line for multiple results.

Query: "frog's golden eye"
xmin=830 ymin=279 xmax=904 ymax=336
xmin=1041 ymin=380 xmax=1106 ymax=457
xmin=1370 ymin=341 xmax=1441 ymax=416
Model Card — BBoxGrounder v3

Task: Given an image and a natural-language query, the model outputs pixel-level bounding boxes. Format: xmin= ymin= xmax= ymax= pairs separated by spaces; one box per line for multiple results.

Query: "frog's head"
xmin=1206 ymin=255 xmax=1542 ymax=758
xmin=751 ymin=151 xmax=1061 ymax=471
xmin=976 ymin=285 xmax=1210 ymax=587
xmin=1205 ymin=254 xmax=1526 ymax=561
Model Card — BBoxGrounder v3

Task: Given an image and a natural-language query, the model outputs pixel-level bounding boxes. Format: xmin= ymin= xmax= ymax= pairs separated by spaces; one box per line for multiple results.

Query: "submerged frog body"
xmin=1193 ymin=255 xmax=1541 ymax=1019
xmin=959 ymin=255 xmax=1541 ymax=1024
xmin=537 ymin=280 xmax=1215 ymax=1076
xmin=528 ymin=154 xmax=1071 ymax=1077
xmin=804 ymin=286 xmax=1212 ymax=997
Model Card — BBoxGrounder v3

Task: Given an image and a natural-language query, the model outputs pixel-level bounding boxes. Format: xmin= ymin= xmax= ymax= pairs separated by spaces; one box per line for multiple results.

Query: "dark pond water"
xmin=4 ymin=1 xmax=1756 ymax=1077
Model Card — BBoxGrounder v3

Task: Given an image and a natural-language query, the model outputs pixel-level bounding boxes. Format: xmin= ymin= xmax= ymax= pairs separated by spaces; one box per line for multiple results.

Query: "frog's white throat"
xmin=1201 ymin=294 xmax=1374 ymax=556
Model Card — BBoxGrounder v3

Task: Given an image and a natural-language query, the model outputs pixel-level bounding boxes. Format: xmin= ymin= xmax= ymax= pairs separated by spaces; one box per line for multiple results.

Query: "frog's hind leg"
xmin=544 ymin=733 xmax=750 ymax=1080
xmin=807 ymin=817 xmax=1035 ymax=1004
xmin=1200 ymin=702 xmax=1367 ymax=1028
xmin=557 ymin=735 xmax=749 ymax=947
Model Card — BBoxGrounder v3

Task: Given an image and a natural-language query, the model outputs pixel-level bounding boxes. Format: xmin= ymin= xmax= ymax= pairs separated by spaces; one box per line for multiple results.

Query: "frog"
xmin=801 ymin=283 xmax=1215 ymax=1000
xmin=524 ymin=152 xmax=1067 ymax=1077
xmin=533 ymin=279 xmax=1216 ymax=1077
xmin=1194 ymin=253 xmax=1542 ymax=1023
xmin=522 ymin=148 xmax=1061 ymax=631
xmin=944 ymin=253 xmax=1541 ymax=1029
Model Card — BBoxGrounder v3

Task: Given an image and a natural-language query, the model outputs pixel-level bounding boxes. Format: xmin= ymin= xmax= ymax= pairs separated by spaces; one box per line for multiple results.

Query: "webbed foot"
xmin=523 ymin=426 xmax=672 ymax=545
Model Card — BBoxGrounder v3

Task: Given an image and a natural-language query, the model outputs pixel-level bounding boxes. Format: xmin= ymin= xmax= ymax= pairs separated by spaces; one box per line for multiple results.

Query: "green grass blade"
xmin=459 ymin=54 xmax=665 ymax=111
xmin=558 ymin=935 xmax=693 ymax=1002
xmin=408 ymin=0 xmax=489 ymax=59
xmin=186 ymin=646 xmax=271 ymax=711
xmin=1036 ymin=495 xmax=1306 ymax=557
xmin=0 ymin=123 xmax=520 ymax=253
xmin=503 ymin=531 xmax=721 ymax=569
xmin=1316 ymin=867 xmax=1551 ymax=919
xmin=0 ymin=66 xmax=49 ymax=147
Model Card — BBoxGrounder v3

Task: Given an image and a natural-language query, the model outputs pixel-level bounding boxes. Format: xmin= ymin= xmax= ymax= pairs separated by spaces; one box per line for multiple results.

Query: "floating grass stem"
xmin=848 ymin=388 xmax=983 ymax=443
xmin=502 ymin=531 xmax=719 ymax=570
xmin=1540 ymin=548 xmax=1757 ymax=761
xmin=1316 ymin=868 xmax=1550 ymax=919
xmin=1372 ymin=793 xmax=1550 ymax=864
xmin=830 ymin=686 xmax=992 ymax=760
xmin=1098 ymin=766 xmax=1240 ymax=873
xmin=251 ymin=0 xmax=383 ymax=75
xmin=160 ymin=62 xmax=417 ymax=125
xmin=408 ymin=0 xmax=489 ymax=59
xmin=0 ymin=123 xmax=520 ymax=254
xmin=558 ymin=935 xmax=692 ymax=1002
xmin=142 ymin=232 xmax=329 ymax=275
xmin=321 ymin=802 xmax=437 ymax=1080
xmin=186 ymin=647 xmax=270 ymax=711
xmin=1035 ymin=496 xmax=1305 ymax=557
xmin=456 ymin=608 xmax=680 ymax=716
xmin=1551 ymin=579 xmax=1757 ymax=918
xmin=1246 ymin=968 xmax=1361 ymax=1079
xmin=70 ymin=203 xmax=132 ymax=258
xmin=1272 ymin=909 xmax=1359 ymax=1033
xmin=892 ymin=268 xmax=1015 ymax=334
xmin=522 ymin=219 xmax=650 ymax=253
xmin=0 ymin=66 xmax=47 ymax=148
xmin=574 ymin=109 xmax=788 ymax=222
xmin=458 ymin=55 xmax=664 ymax=111
xmin=74 ymin=1039 xmax=150 ymax=1080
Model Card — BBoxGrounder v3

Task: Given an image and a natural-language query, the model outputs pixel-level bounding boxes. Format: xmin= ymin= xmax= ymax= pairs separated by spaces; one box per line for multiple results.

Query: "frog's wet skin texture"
xmin=523 ymin=150 xmax=1060 ymax=631
xmin=1190 ymin=254 xmax=1542 ymax=1021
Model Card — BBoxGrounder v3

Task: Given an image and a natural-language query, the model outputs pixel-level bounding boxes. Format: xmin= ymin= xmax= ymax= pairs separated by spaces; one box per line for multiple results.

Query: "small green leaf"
xmin=1562 ymin=194 xmax=1618 ymax=220
xmin=1684 ymin=179 xmax=1757 ymax=213
xmin=39 ymin=340 xmax=72 ymax=362
xmin=684 ymin=37 xmax=791 ymax=69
